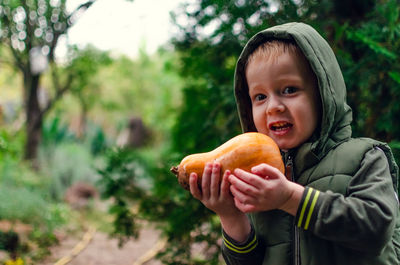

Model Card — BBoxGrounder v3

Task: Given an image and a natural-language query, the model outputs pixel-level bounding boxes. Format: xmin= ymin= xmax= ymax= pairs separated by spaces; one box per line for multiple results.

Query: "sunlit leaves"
xmin=347 ymin=31 xmax=397 ymax=60
xmin=389 ymin=72 xmax=400 ymax=85
xmin=0 ymin=0 xmax=86 ymax=58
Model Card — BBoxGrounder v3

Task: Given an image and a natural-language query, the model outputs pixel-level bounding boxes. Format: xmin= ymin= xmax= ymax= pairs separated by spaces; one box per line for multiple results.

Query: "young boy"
xmin=189 ymin=22 xmax=400 ymax=264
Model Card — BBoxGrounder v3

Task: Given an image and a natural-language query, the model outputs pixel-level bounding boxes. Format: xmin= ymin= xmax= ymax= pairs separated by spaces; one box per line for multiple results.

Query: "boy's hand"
xmin=189 ymin=162 xmax=240 ymax=217
xmin=189 ymin=161 xmax=251 ymax=242
xmin=229 ymin=163 xmax=304 ymax=215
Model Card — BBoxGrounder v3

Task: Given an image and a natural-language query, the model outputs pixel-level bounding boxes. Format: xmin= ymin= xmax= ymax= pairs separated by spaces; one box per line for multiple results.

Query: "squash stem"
xmin=170 ymin=166 xmax=179 ymax=177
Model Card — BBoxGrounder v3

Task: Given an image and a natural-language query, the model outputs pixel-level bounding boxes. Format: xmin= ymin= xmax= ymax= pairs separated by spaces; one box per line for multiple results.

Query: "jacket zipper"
xmin=284 ymin=153 xmax=300 ymax=265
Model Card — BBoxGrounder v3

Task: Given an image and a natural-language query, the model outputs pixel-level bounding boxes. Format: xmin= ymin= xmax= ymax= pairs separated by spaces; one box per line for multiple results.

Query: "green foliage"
xmin=38 ymin=112 xmax=110 ymax=203
xmin=0 ymin=186 xmax=48 ymax=224
xmin=0 ymin=130 xmax=50 ymax=193
xmin=0 ymin=131 xmax=70 ymax=263
xmin=389 ymin=141 xmax=400 ymax=166
xmin=41 ymin=115 xmax=76 ymax=146
xmin=389 ymin=71 xmax=400 ymax=85
xmin=0 ymin=184 xmax=70 ymax=229
xmin=0 ymin=129 xmax=24 ymax=161
xmin=66 ymin=45 xmax=113 ymax=113
xmin=336 ymin=0 xmax=400 ymax=141
xmin=0 ymin=0 xmax=105 ymax=160
xmin=98 ymin=146 xmax=224 ymax=263
xmin=87 ymin=124 xmax=108 ymax=155
xmin=0 ymin=128 xmax=71 ymax=228
xmin=0 ymin=230 xmax=19 ymax=253
xmin=346 ymin=31 xmax=397 ymax=59
xmin=39 ymin=141 xmax=102 ymax=201
xmin=0 ymin=122 xmax=103 ymax=261
xmin=97 ymin=149 xmax=147 ymax=246
xmin=89 ymin=49 xmax=183 ymax=144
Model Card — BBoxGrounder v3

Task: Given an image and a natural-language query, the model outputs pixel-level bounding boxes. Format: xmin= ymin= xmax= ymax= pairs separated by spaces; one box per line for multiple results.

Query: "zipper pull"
xmin=285 ymin=153 xmax=294 ymax=181
xmin=286 ymin=154 xmax=293 ymax=167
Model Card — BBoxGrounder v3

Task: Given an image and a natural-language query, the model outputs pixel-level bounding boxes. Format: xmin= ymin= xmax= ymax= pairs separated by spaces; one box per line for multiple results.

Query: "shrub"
xmin=39 ymin=142 xmax=102 ymax=201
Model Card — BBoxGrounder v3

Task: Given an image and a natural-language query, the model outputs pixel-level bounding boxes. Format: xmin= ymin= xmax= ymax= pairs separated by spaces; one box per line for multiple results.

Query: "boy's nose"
xmin=267 ymin=96 xmax=285 ymax=114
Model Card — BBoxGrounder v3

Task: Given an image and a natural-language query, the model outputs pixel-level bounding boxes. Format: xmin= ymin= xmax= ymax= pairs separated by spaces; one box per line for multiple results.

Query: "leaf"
xmin=347 ymin=31 xmax=397 ymax=60
xmin=389 ymin=71 xmax=400 ymax=84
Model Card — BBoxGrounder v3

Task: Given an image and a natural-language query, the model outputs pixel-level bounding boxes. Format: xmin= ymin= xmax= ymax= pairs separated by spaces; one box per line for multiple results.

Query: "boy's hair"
xmin=245 ymin=39 xmax=304 ymax=69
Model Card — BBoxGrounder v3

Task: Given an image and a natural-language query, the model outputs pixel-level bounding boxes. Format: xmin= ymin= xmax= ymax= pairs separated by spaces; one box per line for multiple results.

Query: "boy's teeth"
xmin=271 ymin=122 xmax=292 ymax=131
xmin=274 ymin=122 xmax=286 ymax=127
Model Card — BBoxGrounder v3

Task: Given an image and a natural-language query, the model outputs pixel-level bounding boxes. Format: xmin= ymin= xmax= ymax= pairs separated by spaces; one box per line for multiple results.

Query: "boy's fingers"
xmin=220 ymin=170 xmax=231 ymax=196
xmin=209 ymin=162 xmax=221 ymax=197
xmin=251 ymin=163 xmax=282 ymax=179
xmin=232 ymin=168 xmax=264 ymax=190
xmin=234 ymin=197 xmax=256 ymax=213
xmin=201 ymin=162 xmax=212 ymax=198
xmin=189 ymin=173 xmax=202 ymax=199
xmin=230 ymin=184 xmax=257 ymax=206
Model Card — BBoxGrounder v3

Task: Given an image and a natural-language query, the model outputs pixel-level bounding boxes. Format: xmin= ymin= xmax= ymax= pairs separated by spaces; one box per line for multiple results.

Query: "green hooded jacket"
xmin=221 ymin=22 xmax=400 ymax=265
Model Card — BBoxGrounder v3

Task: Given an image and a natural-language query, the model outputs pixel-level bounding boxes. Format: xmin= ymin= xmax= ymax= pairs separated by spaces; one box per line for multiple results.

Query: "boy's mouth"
xmin=269 ymin=121 xmax=293 ymax=132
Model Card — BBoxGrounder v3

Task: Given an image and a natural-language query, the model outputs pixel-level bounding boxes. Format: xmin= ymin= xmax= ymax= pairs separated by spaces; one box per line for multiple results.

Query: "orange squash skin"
xmin=171 ymin=132 xmax=284 ymax=190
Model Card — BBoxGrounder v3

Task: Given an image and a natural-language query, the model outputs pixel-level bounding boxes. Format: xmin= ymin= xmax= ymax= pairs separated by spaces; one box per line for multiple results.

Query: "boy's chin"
xmin=274 ymin=140 xmax=296 ymax=151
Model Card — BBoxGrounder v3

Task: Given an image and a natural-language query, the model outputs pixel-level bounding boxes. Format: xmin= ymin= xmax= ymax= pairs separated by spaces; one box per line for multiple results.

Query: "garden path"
xmin=41 ymin=223 xmax=164 ymax=265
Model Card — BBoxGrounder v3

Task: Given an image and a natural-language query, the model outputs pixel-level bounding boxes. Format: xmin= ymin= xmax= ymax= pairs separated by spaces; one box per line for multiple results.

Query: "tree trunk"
xmin=24 ymin=73 xmax=42 ymax=163
xmin=77 ymin=100 xmax=88 ymax=139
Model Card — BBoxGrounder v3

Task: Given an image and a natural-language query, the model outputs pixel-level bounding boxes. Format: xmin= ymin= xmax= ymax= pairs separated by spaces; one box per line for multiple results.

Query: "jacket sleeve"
xmin=295 ymin=147 xmax=399 ymax=254
xmin=221 ymin=224 xmax=264 ymax=265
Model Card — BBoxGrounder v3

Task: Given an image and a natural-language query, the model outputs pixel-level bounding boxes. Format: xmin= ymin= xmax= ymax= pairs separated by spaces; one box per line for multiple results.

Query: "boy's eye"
xmin=283 ymin=86 xmax=298 ymax=94
xmin=254 ymin=94 xmax=267 ymax=101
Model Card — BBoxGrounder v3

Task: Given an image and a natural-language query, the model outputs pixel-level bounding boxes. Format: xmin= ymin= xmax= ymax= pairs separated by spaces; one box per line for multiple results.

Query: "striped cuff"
xmin=222 ymin=226 xmax=258 ymax=254
xmin=296 ymin=187 xmax=320 ymax=230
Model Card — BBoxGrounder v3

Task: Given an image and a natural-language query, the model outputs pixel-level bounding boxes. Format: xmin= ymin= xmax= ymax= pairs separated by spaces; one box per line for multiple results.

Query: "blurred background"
xmin=0 ymin=0 xmax=399 ymax=264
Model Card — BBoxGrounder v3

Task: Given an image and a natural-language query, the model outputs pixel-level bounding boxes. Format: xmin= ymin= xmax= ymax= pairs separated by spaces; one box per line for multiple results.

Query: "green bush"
xmin=0 ymin=129 xmax=53 ymax=196
xmin=0 ymin=128 xmax=71 ymax=228
xmin=389 ymin=141 xmax=400 ymax=166
xmin=0 ymin=186 xmax=47 ymax=224
xmin=0 ymin=185 xmax=70 ymax=229
xmin=42 ymin=115 xmax=76 ymax=147
xmin=39 ymin=142 xmax=102 ymax=201
xmin=97 ymin=146 xmax=224 ymax=264
xmin=97 ymin=148 xmax=148 ymax=246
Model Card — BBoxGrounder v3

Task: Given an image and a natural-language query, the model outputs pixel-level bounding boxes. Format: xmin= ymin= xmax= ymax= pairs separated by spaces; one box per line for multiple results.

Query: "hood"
xmin=234 ymin=22 xmax=352 ymax=165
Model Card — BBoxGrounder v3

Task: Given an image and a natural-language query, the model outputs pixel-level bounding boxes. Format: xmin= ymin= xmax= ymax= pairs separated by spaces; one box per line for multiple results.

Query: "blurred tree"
xmin=86 ymin=47 xmax=183 ymax=145
xmin=0 ymin=0 xmax=133 ymax=163
xmin=336 ymin=1 xmax=400 ymax=142
xmin=0 ymin=0 xmax=95 ymax=162
xmin=65 ymin=45 xmax=112 ymax=138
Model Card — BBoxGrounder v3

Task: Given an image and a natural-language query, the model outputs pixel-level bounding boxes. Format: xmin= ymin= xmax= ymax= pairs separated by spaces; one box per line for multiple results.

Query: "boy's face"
xmin=246 ymin=51 xmax=321 ymax=150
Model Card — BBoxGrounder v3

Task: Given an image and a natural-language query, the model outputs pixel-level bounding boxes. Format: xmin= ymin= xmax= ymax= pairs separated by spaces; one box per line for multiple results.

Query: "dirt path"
xmin=41 ymin=223 xmax=164 ymax=265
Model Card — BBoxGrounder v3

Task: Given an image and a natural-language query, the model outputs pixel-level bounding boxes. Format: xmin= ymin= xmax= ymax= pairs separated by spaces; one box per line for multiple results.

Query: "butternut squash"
xmin=170 ymin=132 xmax=284 ymax=190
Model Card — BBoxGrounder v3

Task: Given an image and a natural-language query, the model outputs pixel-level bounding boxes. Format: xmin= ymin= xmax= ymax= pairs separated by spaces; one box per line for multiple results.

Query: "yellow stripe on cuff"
xmin=297 ymin=188 xmax=313 ymax=227
xmin=304 ymin=190 xmax=320 ymax=230
xmin=222 ymin=234 xmax=257 ymax=254
xmin=223 ymin=239 xmax=258 ymax=254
